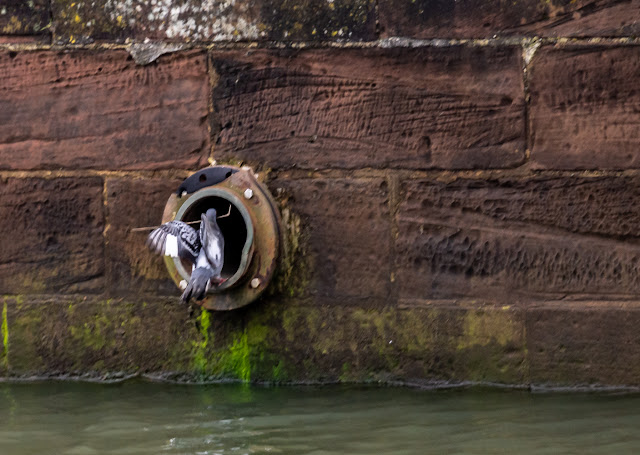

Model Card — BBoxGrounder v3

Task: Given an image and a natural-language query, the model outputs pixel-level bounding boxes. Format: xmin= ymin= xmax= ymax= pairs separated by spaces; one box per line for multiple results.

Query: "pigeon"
xmin=147 ymin=208 xmax=225 ymax=304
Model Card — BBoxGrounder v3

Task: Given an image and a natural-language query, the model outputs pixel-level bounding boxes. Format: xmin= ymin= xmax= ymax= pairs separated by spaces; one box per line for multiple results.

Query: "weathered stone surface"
xmin=8 ymin=291 xmax=640 ymax=387
xmin=272 ymin=178 xmax=392 ymax=306
xmin=3 ymin=295 xmax=242 ymax=376
xmin=0 ymin=34 xmax=50 ymax=43
xmin=0 ymin=178 xmax=105 ymax=294
xmin=259 ymin=0 xmax=375 ymax=41
xmin=51 ymin=0 xmax=375 ymax=43
xmin=1 ymin=294 xmax=527 ymax=385
xmin=212 ymin=47 xmax=525 ymax=171
xmin=249 ymin=300 xmax=527 ymax=384
xmin=0 ymin=0 xmax=49 ymax=35
xmin=0 ymin=50 xmax=209 ymax=170
xmin=105 ymin=177 xmax=184 ymax=296
xmin=530 ymin=45 xmax=640 ymax=170
xmin=379 ymin=0 xmax=640 ymax=39
xmin=403 ymin=175 xmax=640 ymax=238
xmin=527 ymin=302 xmax=640 ymax=386
xmin=0 ymin=300 xmax=7 ymax=376
xmin=395 ymin=176 xmax=640 ymax=303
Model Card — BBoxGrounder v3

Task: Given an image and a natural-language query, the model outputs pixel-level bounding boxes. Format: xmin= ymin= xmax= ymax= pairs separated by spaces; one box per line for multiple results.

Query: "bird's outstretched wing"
xmin=146 ymin=221 xmax=201 ymax=263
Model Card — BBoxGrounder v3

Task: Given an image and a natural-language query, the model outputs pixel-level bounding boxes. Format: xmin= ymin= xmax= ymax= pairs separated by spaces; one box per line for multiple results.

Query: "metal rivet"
xmin=179 ymin=280 xmax=187 ymax=290
xmin=250 ymin=278 xmax=260 ymax=288
xmin=244 ymin=188 xmax=254 ymax=199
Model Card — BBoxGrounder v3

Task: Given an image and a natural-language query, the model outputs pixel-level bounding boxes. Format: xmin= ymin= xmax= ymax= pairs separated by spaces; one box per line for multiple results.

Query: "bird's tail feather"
xmin=180 ymin=267 xmax=215 ymax=305
xmin=180 ymin=282 xmax=194 ymax=305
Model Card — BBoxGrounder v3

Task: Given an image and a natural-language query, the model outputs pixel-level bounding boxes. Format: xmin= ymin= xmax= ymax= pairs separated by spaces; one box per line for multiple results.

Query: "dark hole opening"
xmin=180 ymin=196 xmax=248 ymax=280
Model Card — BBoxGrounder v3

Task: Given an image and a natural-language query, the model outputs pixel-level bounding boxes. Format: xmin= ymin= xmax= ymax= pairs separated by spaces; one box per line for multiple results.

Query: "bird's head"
xmin=203 ymin=208 xmax=217 ymax=221
xmin=201 ymin=208 xmax=220 ymax=234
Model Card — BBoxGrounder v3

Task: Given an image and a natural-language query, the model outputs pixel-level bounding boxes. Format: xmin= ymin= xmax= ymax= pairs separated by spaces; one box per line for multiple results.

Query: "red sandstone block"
xmin=379 ymin=0 xmax=640 ymax=39
xmin=0 ymin=177 xmax=105 ymax=294
xmin=530 ymin=45 xmax=640 ymax=170
xmin=0 ymin=50 xmax=209 ymax=171
xmin=0 ymin=0 xmax=49 ymax=35
xmin=400 ymin=176 xmax=640 ymax=238
xmin=395 ymin=177 xmax=640 ymax=303
xmin=105 ymin=177 xmax=184 ymax=296
xmin=527 ymin=303 xmax=640 ymax=386
xmin=211 ymin=47 xmax=525 ymax=171
xmin=272 ymin=178 xmax=392 ymax=305
xmin=0 ymin=35 xmax=49 ymax=43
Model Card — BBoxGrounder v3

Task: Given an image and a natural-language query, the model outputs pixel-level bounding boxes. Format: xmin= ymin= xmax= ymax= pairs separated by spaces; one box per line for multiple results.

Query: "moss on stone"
xmin=455 ymin=308 xmax=527 ymax=383
xmin=52 ymin=0 xmax=128 ymax=44
xmin=260 ymin=0 xmax=375 ymax=41
xmin=1 ymin=16 xmax=23 ymax=34
xmin=457 ymin=307 xmax=521 ymax=350
xmin=0 ymin=294 xmax=528 ymax=386
xmin=191 ymin=308 xmax=212 ymax=376
xmin=0 ymin=0 xmax=48 ymax=35
xmin=69 ymin=313 xmax=113 ymax=351
xmin=8 ymin=299 xmax=45 ymax=373
xmin=268 ymin=205 xmax=311 ymax=299
xmin=186 ymin=306 xmax=289 ymax=383
xmin=271 ymin=360 xmax=286 ymax=381
xmin=225 ymin=330 xmax=251 ymax=382
xmin=1 ymin=301 xmax=9 ymax=372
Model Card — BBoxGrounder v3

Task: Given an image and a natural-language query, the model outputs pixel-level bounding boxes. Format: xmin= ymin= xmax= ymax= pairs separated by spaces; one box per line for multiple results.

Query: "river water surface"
xmin=1 ymin=381 xmax=639 ymax=454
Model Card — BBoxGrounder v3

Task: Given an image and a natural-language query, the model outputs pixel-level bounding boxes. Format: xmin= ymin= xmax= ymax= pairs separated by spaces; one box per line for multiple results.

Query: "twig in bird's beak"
xmin=130 ymin=205 xmax=233 ymax=232
xmin=130 ymin=225 xmax=159 ymax=232
xmin=217 ymin=205 xmax=232 ymax=219
xmin=184 ymin=205 xmax=231 ymax=223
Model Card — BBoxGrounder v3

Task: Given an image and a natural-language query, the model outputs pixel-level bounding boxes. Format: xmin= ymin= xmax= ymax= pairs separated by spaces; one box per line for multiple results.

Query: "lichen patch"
xmin=105 ymin=0 xmax=263 ymax=41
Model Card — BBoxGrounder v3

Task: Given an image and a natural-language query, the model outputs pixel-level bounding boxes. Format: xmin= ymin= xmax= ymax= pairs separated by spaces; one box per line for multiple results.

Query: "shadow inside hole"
xmin=180 ymin=196 xmax=248 ymax=280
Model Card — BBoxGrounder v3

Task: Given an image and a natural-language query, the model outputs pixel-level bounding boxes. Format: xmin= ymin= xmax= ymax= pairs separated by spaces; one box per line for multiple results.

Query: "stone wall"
xmin=1 ymin=0 xmax=640 ymax=388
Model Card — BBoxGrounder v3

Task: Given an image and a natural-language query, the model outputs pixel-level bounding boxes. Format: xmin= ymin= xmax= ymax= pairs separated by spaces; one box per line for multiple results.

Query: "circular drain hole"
xmin=174 ymin=190 xmax=254 ymax=291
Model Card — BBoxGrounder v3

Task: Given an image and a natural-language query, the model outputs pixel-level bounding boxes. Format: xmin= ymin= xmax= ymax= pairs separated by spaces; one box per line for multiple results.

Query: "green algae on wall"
xmin=69 ymin=313 xmax=113 ymax=352
xmin=457 ymin=307 xmax=521 ymax=351
xmin=0 ymin=294 xmax=527 ymax=386
xmin=261 ymin=302 xmax=528 ymax=385
xmin=225 ymin=330 xmax=251 ymax=382
xmin=1 ymin=301 xmax=9 ymax=371
xmin=267 ymin=205 xmax=310 ymax=299
xmin=456 ymin=307 xmax=528 ymax=384
xmin=189 ymin=308 xmax=281 ymax=383
xmin=191 ymin=308 xmax=212 ymax=376
xmin=3 ymin=296 xmax=46 ymax=374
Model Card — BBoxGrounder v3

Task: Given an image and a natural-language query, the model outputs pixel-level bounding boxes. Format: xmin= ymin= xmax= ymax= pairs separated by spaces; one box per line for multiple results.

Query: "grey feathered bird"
xmin=147 ymin=208 xmax=225 ymax=304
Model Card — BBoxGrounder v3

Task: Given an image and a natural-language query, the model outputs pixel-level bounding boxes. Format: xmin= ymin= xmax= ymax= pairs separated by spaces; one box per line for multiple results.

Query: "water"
xmin=1 ymin=381 xmax=640 ymax=454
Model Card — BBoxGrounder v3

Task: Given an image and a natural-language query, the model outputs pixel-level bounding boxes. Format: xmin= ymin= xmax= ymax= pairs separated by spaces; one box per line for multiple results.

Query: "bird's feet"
xmin=210 ymin=277 xmax=228 ymax=286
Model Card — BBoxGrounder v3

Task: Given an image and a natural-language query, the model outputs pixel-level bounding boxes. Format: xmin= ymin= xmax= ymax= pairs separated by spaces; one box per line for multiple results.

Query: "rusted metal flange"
xmin=161 ymin=166 xmax=281 ymax=311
